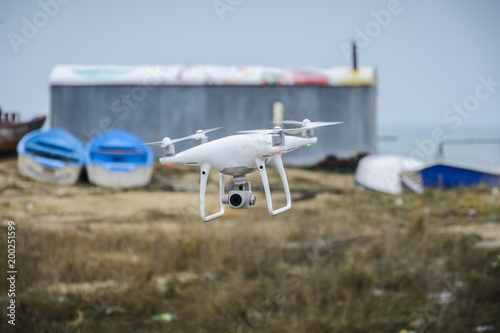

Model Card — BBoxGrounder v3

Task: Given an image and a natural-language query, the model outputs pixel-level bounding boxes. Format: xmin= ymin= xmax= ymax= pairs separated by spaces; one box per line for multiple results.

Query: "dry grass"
xmin=1 ymin=156 xmax=500 ymax=332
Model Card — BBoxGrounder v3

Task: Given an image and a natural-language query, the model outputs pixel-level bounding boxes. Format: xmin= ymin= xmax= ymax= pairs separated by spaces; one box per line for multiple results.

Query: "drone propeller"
xmin=281 ymin=119 xmax=343 ymax=131
xmin=239 ymin=119 xmax=342 ymax=136
xmin=238 ymin=127 xmax=283 ymax=135
xmin=144 ymin=127 xmax=222 ymax=157
xmin=171 ymin=127 xmax=222 ymax=145
xmin=144 ymin=127 xmax=222 ymax=147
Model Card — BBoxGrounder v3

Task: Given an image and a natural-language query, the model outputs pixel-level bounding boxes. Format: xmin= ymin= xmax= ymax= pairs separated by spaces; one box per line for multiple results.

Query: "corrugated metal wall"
xmin=51 ymin=85 xmax=376 ymax=166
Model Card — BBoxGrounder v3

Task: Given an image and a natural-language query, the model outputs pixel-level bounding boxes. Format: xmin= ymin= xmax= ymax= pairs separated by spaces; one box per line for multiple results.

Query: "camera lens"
xmin=229 ymin=193 xmax=243 ymax=207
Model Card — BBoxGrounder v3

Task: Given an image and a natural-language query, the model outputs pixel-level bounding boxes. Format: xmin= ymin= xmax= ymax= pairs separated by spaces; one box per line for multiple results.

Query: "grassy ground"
xmin=1 ymin=156 xmax=500 ymax=332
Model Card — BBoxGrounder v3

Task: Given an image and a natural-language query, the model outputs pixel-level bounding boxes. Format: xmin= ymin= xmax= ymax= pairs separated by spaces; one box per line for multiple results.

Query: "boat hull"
xmin=16 ymin=127 xmax=85 ymax=185
xmin=84 ymin=129 xmax=154 ymax=189
xmin=86 ymin=164 xmax=153 ymax=189
xmin=420 ymin=163 xmax=500 ymax=189
xmin=0 ymin=115 xmax=46 ymax=152
xmin=355 ymin=154 xmax=424 ymax=194
xmin=18 ymin=154 xmax=82 ymax=185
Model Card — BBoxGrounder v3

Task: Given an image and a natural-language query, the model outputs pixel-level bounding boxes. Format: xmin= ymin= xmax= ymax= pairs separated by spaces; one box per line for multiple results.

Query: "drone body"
xmin=159 ymin=134 xmax=316 ymax=176
xmin=147 ymin=119 xmax=341 ymax=222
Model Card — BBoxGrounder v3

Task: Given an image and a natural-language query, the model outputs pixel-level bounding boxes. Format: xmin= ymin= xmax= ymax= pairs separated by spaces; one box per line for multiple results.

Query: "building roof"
xmin=49 ymin=65 xmax=376 ymax=87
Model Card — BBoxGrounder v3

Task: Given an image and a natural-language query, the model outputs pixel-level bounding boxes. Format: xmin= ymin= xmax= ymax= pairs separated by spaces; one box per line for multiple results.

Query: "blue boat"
xmin=85 ymin=129 xmax=154 ymax=188
xmin=418 ymin=162 xmax=500 ymax=189
xmin=417 ymin=139 xmax=500 ymax=190
xmin=17 ymin=128 xmax=85 ymax=185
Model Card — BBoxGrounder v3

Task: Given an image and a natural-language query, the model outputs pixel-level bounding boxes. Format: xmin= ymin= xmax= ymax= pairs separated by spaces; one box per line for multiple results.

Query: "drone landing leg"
xmin=256 ymin=155 xmax=291 ymax=216
xmin=199 ymin=164 xmax=225 ymax=222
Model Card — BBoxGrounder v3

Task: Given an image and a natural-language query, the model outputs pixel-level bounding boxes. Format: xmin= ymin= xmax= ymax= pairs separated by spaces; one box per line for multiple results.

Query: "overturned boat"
xmin=85 ymin=129 xmax=154 ymax=189
xmin=0 ymin=110 xmax=46 ymax=153
xmin=355 ymin=154 xmax=424 ymax=194
xmin=417 ymin=138 xmax=500 ymax=189
xmin=356 ymin=143 xmax=500 ymax=193
xmin=412 ymin=162 xmax=500 ymax=189
xmin=17 ymin=128 xmax=85 ymax=185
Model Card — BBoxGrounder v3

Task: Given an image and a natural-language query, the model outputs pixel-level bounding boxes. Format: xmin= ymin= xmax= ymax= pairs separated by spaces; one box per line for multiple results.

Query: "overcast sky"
xmin=1 ymin=0 xmax=499 ymax=129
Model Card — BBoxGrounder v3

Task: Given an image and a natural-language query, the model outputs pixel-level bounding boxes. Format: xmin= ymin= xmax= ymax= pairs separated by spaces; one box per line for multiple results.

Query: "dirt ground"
xmin=0 ymin=154 xmax=357 ymax=236
xmin=1 ymin=155 xmax=500 ymax=332
xmin=3 ymin=154 xmax=499 ymax=243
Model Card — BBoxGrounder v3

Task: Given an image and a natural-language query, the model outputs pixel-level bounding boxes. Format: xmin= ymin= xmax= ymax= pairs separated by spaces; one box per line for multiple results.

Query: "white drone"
xmin=146 ymin=119 xmax=342 ymax=222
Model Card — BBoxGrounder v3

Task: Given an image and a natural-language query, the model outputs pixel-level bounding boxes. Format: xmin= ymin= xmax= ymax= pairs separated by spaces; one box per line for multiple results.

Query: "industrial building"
xmin=49 ymin=64 xmax=376 ymax=167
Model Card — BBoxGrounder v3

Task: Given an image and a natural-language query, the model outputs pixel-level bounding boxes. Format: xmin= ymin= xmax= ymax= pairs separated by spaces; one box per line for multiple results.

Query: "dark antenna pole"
xmin=352 ymin=40 xmax=358 ymax=70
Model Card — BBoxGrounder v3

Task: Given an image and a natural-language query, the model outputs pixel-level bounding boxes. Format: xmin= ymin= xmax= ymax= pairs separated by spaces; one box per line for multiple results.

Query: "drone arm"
xmin=256 ymin=155 xmax=291 ymax=216
xmin=199 ymin=164 xmax=225 ymax=222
